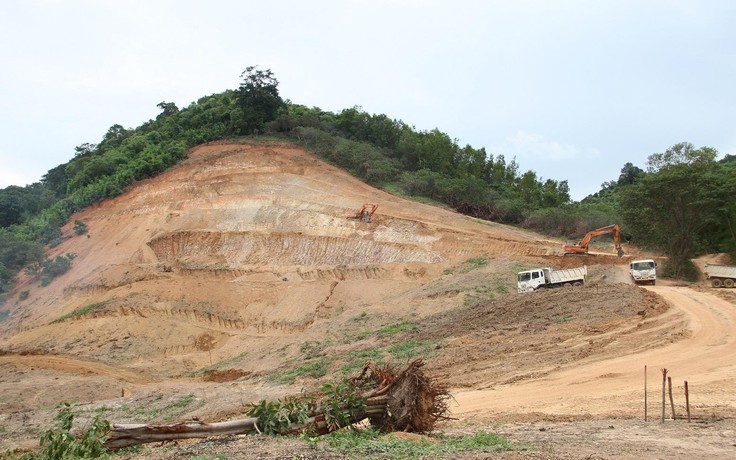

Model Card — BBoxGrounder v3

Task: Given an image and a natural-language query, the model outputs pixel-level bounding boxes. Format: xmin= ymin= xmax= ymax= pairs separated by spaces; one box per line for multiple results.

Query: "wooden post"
xmin=644 ymin=365 xmax=648 ymax=421
xmin=661 ymin=368 xmax=667 ymax=422
xmin=667 ymin=376 xmax=676 ymax=420
xmin=685 ymin=381 xmax=691 ymax=423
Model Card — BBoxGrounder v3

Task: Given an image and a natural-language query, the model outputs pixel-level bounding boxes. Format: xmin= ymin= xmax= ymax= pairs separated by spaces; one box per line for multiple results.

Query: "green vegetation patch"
xmin=277 ymin=358 xmax=329 ymax=384
xmin=460 ymin=257 xmax=489 ymax=273
xmin=340 ymin=340 xmax=437 ymax=376
xmin=0 ymin=310 xmax=9 ymax=323
xmin=133 ymin=393 xmax=198 ymax=422
xmin=317 ymin=428 xmax=527 ymax=459
xmin=49 ymin=301 xmax=107 ymax=324
xmin=354 ymin=320 xmax=418 ymax=341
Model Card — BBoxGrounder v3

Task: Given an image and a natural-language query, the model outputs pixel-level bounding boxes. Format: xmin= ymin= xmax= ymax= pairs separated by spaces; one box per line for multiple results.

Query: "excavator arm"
xmin=345 ymin=203 xmax=378 ymax=223
xmin=563 ymin=224 xmax=624 ymax=257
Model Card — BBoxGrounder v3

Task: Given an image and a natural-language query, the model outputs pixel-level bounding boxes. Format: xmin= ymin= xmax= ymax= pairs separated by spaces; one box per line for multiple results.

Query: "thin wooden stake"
xmin=685 ymin=381 xmax=691 ymax=423
xmin=667 ymin=376 xmax=676 ymax=420
xmin=661 ymin=368 xmax=667 ymax=422
xmin=644 ymin=365 xmax=648 ymax=421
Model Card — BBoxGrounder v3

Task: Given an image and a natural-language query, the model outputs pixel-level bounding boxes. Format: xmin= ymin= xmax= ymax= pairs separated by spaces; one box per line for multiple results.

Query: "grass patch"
xmin=556 ymin=314 xmax=574 ymax=323
xmin=340 ymin=340 xmax=437 ymax=376
xmin=354 ymin=320 xmax=418 ymax=341
xmin=459 ymin=257 xmax=488 ymax=273
xmin=386 ymin=340 xmax=436 ymax=361
xmin=444 ymin=257 xmax=490 ymax=276
xmin=49 ymin=301 xmax=107 ymax=324
xmin=278 ymin=358 xmax=329 ymax=384
xmin=351 ymin=311 xmax=368 ymax=322
xmin=0 ymin=310 xmax=9 ymax=323
xmin=376 ymin=321 xmax=417 ymax=336
xmin=134 ymin=393 xmax=198 ymax=422
xmin=316 ymin=428 xmax=528 ymax=458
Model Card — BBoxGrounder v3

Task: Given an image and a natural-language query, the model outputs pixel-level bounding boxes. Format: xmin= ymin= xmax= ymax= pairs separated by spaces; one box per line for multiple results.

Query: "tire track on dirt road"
xmin=451 ymin=286 xmax=736 ymax=419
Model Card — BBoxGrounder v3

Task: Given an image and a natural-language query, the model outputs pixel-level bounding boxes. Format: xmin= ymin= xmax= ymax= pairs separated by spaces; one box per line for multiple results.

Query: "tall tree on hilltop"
xmin=620 ymin=142 xmax=732 ymax=278
xmin=237 ymin=66 xmax=285 ymax=134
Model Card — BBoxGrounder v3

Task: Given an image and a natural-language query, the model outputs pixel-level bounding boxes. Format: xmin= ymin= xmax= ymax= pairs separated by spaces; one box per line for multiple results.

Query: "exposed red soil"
xmin=1 ymin=140 xmax=734 ymax=459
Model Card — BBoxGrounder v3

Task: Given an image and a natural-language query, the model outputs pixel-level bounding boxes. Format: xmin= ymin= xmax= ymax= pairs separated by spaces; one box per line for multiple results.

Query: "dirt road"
xmin=452 ymin=286 xmax=736 ymax=419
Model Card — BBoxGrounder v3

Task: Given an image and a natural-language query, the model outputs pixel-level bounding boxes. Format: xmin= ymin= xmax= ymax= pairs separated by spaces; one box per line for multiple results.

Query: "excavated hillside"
xmin=0 ymin=140 xmax=574 ymax=375
xmin=3 ymin=140 xmax=734 ymax=458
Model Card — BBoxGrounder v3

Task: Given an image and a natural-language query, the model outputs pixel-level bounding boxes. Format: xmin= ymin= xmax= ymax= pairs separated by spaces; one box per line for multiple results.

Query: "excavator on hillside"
xmin=345 ymin=203 xmax=378 ymax=223
xmin=563 ymin=224 xmax=624 ymax=257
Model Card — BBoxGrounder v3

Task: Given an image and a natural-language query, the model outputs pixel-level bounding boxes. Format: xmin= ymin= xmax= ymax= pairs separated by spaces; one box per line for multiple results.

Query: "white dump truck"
xmin=703 ymin=264 xmax=736 ymax=288
xmin=630 ymin=259 xmax=657 ymax=285
xmin=517 ymin=266 xmax=587 ymax=293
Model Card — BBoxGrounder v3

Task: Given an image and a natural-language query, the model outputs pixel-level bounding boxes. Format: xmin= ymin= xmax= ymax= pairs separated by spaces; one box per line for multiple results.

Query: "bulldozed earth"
xmin=1 ymin=140 xmax=735 ymax=459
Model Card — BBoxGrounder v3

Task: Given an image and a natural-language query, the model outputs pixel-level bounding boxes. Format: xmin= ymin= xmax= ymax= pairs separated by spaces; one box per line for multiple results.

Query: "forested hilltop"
xmin=1 ymin=67 xmax=735 ymax=296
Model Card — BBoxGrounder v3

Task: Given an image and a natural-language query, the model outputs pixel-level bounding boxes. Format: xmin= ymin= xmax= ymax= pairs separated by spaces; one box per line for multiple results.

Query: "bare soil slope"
xmin=1 ymin=140 xmax=734 ymax=458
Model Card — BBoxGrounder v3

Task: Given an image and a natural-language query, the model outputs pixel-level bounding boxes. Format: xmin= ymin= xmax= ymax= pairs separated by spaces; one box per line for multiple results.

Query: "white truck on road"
xmin=630 ymin=259 xmax=657 ymax=285
xmin=704 ymin=264 xmax=736 ymax=288
xmin=517 ymin=266 xmax=587 ymax=293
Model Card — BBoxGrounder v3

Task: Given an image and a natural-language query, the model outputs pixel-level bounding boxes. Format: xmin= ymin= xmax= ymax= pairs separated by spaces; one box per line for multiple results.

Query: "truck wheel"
xmin=712 ymin=279 xmax=722 ymax=288
xmin=573 ymin=281 xmax=583 ymax=287
xmin=725 ymin=279 xmax=735 ymax=288
xmin=563 ymin=282 xmax=572 ymax=288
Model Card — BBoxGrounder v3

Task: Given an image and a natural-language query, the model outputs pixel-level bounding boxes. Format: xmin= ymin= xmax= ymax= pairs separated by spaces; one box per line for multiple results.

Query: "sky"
xmin=1 ymin=1 xmax=734 ymax=201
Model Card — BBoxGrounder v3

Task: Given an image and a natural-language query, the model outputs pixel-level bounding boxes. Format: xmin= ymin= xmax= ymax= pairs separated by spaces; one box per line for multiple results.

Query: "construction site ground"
xmin=1 ymin=140 xmax=734 ymax=459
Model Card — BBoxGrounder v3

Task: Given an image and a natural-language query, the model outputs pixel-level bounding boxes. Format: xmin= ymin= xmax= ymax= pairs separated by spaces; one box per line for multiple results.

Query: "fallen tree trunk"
xmin=105 ymin=360 xmax=450 ymax=449
xmin=106 ymin=398 xmax=389 ymax=448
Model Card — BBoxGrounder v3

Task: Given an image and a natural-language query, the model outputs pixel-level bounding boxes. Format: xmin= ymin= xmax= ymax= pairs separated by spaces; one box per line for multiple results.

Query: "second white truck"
xmin=630 ymin=259 xmax=657 ymax=285
xmin=703 ymin=264 xmax=736 ymax=288
xmin=517 ymin=266 xmax=587 ymax=293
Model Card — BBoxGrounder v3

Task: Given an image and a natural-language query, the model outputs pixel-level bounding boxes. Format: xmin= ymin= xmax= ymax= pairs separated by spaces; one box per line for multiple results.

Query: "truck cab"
xmin=517 ymin=269 xmax=546 ymax=292
xmin=630 ymin=259 xmax=656 ymax=285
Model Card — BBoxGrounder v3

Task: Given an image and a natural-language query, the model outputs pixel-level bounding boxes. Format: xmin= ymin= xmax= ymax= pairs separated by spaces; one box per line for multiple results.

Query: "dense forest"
xmin=1 ymin=67 xmax=735 ymax=297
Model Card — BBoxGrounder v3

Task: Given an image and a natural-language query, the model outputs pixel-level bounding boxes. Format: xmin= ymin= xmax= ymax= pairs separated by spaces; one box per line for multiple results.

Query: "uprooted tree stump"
xmin=105 ymin=359 xmax=452 ymax=449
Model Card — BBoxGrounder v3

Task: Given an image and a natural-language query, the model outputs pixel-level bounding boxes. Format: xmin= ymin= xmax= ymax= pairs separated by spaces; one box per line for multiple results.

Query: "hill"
xmin=1 ymin=140 xmax=734 ymax=459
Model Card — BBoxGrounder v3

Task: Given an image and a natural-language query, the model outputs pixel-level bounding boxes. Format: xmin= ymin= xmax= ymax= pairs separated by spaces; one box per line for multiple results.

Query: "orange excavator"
xmin=563 ymin=224 xmax=624 ymax=257
xmin=345 ymin=203 xmax=378 ymax=223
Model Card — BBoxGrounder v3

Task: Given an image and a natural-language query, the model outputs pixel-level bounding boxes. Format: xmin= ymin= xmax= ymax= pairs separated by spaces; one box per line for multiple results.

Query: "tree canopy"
xmin=620 ymin=143 xmax=736 ymax=277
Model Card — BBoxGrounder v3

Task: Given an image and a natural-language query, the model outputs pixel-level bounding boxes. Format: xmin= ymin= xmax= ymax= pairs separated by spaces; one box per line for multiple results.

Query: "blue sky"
xmin=1 ymin=0 xmax=734 ymax=200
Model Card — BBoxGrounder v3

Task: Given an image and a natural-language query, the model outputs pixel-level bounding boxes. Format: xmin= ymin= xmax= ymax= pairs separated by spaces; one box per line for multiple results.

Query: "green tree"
xmin=0 ymin=186 xmax=30 ymax=227
xmin=237 ymin=66 xmax=285 ymax=134
xmin=617 ymin=162 xmax=644 ymax=186
xmin=156 ymin=101 xmax=179 ymax=118
xmin=620 ymin=142 xmax=727 ymax=278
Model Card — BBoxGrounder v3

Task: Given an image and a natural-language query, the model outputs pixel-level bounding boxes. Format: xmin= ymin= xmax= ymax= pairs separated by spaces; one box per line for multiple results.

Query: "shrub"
xmin=73 ymin=220 xmax=88 ymax=235
xmin=39 ymin=253 xmax=75 ymax=286
xmin=16 ymin=402 xmax=111 ymax=460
